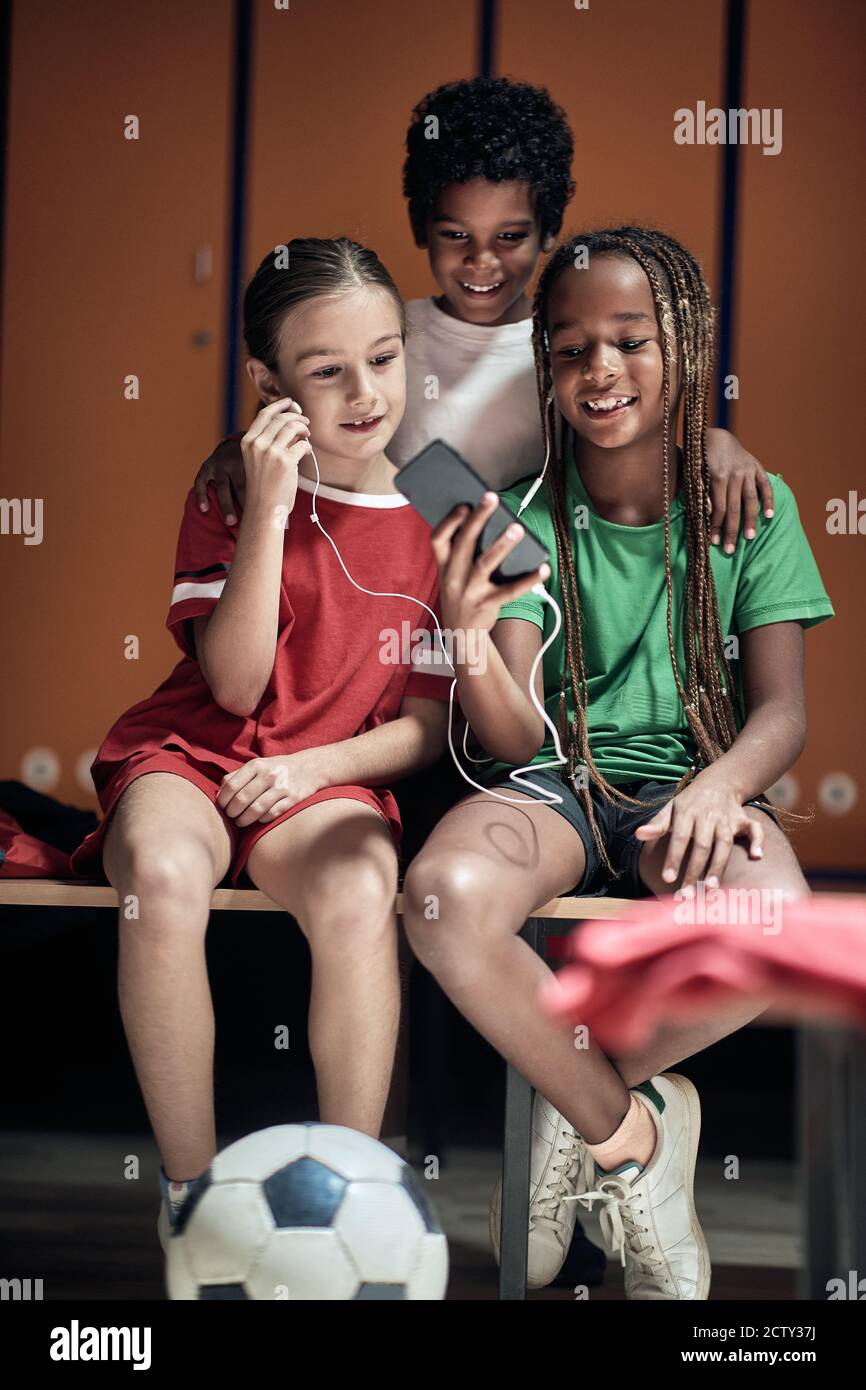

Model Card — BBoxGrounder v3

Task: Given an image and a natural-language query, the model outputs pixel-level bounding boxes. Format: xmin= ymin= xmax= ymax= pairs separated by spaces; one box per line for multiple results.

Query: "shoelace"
xmin=532 ymin=1130 xmax=584 ymax=1228
xmin=565 ymin=1175 xmax=668 ymax=1282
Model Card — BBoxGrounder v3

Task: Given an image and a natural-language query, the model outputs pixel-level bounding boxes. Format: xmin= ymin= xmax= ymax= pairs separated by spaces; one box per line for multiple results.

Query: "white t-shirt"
xmin=389 ymin=297 xmax=544 ymax=491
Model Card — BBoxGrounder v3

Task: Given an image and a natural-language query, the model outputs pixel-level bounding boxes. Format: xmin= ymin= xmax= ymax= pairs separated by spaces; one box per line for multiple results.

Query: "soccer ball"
xmin=165 ymin=1124 xmax=448 ymax=1300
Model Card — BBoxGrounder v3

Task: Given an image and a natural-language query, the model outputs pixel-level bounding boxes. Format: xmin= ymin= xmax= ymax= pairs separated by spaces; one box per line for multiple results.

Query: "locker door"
xmin=0 ymin=0 xmax=234 ymax=808
xmin=496 ymin=0 xmax=727 ymax=290
xmin=734 ymin=0 xmax=866 ymax=868
xmin=238 ymin=0 xmax=478 ymax=422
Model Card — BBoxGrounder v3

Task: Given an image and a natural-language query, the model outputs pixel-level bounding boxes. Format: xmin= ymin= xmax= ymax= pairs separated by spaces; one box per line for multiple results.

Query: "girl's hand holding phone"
xmin=430 ymin=492 xmax=550 ymax=637
xmin=241 ymin=397 xmax=313 ymax=520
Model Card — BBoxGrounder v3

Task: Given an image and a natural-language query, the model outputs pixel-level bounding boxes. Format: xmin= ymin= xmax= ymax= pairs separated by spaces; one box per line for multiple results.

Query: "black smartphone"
xmin=394 ymin=439 xmax=548 ymax=584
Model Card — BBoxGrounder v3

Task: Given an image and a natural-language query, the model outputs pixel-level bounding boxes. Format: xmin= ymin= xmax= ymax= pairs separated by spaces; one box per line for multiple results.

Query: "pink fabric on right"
xmin=540 ymin=893 xmax=866 ymax=1052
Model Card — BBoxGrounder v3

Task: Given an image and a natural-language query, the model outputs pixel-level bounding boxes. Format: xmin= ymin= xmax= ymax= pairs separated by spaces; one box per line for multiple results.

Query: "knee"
xmin=298 ymin=860 xmax=397 ymax=958
xmin=724 ymin=821 xmax=809 ymax=901
xmin=115 ymin=840 xmax=213 ymax=925
xmin=402 ymin=851 xmax=497 ymax=965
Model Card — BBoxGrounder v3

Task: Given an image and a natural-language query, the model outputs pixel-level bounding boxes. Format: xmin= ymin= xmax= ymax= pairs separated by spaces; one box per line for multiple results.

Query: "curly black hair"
xmin=403 ymin=76 xmax=575 ymax=245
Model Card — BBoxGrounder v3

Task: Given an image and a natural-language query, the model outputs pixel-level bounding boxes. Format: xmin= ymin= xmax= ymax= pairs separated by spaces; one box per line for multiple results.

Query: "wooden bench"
xmin=0 ymin=878 xmax=631 ymax=919
xmin=2 ymin=878 xmax=863 ymax=1300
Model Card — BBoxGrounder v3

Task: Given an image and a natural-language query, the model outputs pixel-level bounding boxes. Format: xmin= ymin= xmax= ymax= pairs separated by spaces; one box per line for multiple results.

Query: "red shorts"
xmin=69 ymin=749 xmax=403 ymax=886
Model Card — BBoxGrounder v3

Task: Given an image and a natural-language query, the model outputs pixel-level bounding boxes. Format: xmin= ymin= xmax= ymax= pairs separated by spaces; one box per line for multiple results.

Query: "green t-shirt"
xmin=475 ymin=457 xmax=834 ymax=788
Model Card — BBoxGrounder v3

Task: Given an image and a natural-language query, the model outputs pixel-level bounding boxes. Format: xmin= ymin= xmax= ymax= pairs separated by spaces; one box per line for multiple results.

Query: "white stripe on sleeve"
xmin=169 ymin=578 xmax=227 ymax=608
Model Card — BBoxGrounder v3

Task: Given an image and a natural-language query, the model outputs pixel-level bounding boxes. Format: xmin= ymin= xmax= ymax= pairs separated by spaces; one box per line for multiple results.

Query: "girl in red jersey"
xmin=71 ymin=237 xmax=545 ymax=1243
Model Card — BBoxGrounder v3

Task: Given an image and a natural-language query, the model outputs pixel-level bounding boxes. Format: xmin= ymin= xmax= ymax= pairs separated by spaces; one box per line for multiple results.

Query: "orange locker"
xmin=237 ymin=0 xmax=478 ymax=422
xmin=734 ymin=0 xmax=866 ymax=867
xmin=496 ymin=0 xmax=726 ymax=288
xmin=0 ymin=0 xmax=234 ymax=808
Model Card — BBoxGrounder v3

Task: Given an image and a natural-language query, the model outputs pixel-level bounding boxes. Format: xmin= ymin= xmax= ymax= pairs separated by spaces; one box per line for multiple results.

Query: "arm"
xmin=694 ymin=622 xmax=806 ymax=802
xmin=430 ymin=495 xmax=550 ymax=766
xmin=308 ymin=695 xmax=450 ymax=787
xmin=217 ymin=696 xmax=450 ymax=827
xmin=191 ymin=503 xmax=284 ymax=715
xmin=194 ymin=400 xmax=312 ymax=715
xmin=636 ymin=621 xmax=806 ymax=887
xmin=459 ymin=616 xmax=546 ymax=766
xmin=705 ymin=428 xmax=776 ymax=552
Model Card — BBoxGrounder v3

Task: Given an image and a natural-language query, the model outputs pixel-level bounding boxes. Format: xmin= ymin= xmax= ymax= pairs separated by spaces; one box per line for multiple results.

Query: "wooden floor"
xmin=1 ymin=1131 xmax=799 ymax=1300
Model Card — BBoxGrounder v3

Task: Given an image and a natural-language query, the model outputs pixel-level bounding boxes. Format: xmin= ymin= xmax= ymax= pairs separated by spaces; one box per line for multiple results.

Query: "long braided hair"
xmin=531 ymin=226 xmax=790 ymax=875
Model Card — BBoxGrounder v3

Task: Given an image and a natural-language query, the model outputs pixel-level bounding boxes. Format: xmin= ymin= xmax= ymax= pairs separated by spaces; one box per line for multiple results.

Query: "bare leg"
xmin=403 ymin=792 xmax=632 ymax=1143
xmin=102 ymin=773 xmax=232 ymax=1181
xmin=614 ymin=811 xmax=808 ymax=1086
xmin=246 ymin=799 xmax=399 ymax=1138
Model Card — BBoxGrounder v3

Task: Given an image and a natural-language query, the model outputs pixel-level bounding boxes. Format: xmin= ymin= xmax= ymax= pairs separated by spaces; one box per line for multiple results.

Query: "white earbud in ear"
xmin=546 ymin=387 xmax=555 ymax=404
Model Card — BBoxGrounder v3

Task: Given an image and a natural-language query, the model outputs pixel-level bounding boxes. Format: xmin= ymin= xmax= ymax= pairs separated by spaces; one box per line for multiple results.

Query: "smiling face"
xmin=247 ymin=286 xmax=406 ymax=464
xmin=422 ymin=178 xmax=554 ymax=325
xmin=546 ymin=253 xmax=679 ymax=450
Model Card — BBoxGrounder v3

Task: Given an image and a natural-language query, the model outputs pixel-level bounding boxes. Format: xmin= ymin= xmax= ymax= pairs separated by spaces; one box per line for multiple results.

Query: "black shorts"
xmin=483 ymin=769 xmax=778 ymax=899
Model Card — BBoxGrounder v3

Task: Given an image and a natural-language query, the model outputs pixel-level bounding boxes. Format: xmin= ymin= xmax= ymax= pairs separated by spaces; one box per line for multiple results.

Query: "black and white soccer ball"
xmin=165 ymin=1124 xmax=448 ymax=1300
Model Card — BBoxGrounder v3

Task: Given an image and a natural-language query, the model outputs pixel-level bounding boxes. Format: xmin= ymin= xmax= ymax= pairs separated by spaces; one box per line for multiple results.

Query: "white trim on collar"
xmin=295 ymin=472 xmax=409 ymax=509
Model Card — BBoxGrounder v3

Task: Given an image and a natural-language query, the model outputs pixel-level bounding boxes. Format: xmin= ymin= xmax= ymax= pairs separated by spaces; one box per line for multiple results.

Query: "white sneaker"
xmin=490 ymin=1093 xmax=595 ymax=1288
xmin=569 ymin=1073 xmax=711 ymax=1300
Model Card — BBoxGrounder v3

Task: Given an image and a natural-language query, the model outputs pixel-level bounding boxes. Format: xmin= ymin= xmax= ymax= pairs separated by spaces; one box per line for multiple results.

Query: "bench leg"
xmin=797 ymin=1024 xmax=848 ymax=1297
xmin=500 ymin=1062 xmax=533 ymax=1299
xmin=849 ymin=1029 xmax=866 ymax=1279
xmin=498 ymin=919 xmax=540 ymax=1300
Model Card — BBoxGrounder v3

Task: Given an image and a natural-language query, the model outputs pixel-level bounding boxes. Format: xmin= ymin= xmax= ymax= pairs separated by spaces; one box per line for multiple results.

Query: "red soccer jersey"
xmin=88 ymin=473 xmax=454 ymax=803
